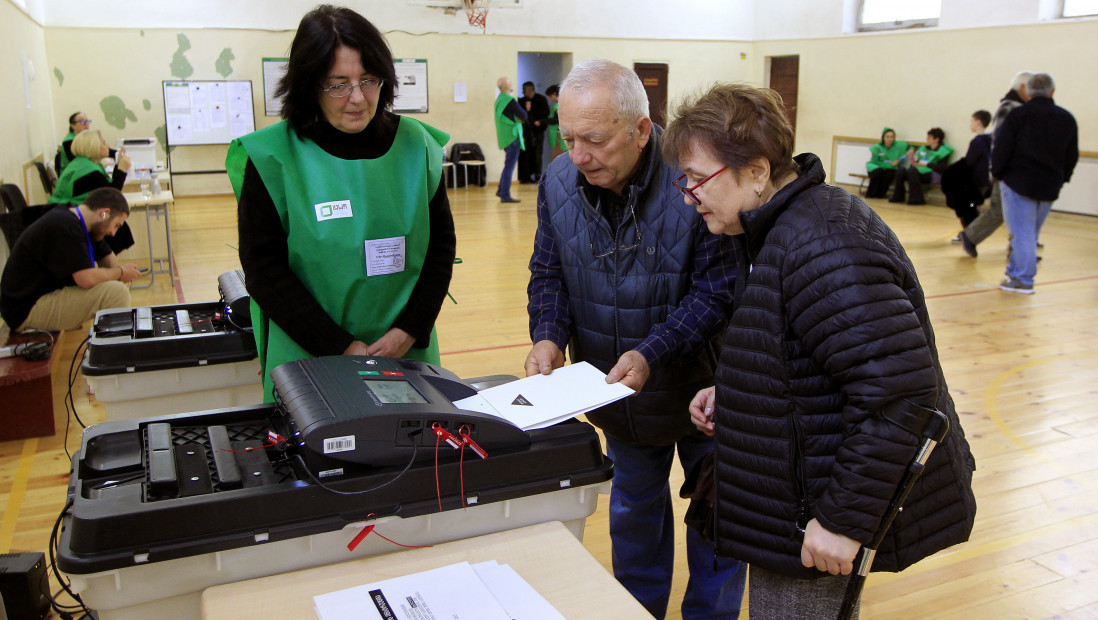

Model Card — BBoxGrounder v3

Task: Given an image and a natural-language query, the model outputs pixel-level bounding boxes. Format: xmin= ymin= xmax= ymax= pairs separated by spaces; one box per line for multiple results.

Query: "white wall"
xmin=1 ymin=0 xmax=55 ymax=203
xmin=36 ymin=0 xmax=757 ymax=41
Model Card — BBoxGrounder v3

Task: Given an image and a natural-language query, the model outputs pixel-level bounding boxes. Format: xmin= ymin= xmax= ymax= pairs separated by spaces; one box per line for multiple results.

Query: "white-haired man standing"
xmin=525 ymin=58 xmax=745 ymax=618
xmin=994 ymin=72 xmax=1078 ymax=293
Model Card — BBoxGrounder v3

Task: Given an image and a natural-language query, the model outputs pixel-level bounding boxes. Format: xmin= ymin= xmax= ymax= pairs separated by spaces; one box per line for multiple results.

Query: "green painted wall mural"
xmin=170 ymin=33 xmax=194 ymax=79
xmin=143 ymin=99 xmax=152 ymax=111
xmin=100 ymin=96 xmax=138 ymax=129
xmin=154 ymin=125 xmax=174 ymax=153
xmin=54 ymin=67 xmax=64 ymax=86
xmin=216 ymin=48 xmax=235 ymax=78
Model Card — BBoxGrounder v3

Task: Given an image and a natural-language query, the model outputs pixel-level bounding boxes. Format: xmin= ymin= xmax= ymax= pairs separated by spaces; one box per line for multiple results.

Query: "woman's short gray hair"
xmin=560 ymin=58 xmax=649 ymax=125
xmin=1012 ymin=71 xmax=1034 ymax=92
xmin=1026 ymin=73 xmax=1055 ymax=98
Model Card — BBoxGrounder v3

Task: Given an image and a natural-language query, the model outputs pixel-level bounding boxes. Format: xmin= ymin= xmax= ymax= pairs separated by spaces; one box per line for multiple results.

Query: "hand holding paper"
xmin=455 ymin=361 xmax=635 ymax=430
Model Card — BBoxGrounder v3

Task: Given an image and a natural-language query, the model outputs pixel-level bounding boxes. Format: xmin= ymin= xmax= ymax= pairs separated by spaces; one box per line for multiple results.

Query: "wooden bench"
xmin=0 ymin=327 xmax=61 ymax=441
xmin=832 ymin=136 xmax=943 ymax=201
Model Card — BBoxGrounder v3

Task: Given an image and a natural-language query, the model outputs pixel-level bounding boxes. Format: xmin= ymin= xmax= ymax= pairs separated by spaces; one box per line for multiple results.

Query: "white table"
xmin=123 ymin=190 xmax=175 ymax=289
xmin=202 ymin=521 xmax=652 ymax=619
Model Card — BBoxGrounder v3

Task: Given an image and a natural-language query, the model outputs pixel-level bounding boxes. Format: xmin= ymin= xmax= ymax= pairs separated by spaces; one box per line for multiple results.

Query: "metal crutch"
xmin=836 ymin=403 xmax=951 ymax=620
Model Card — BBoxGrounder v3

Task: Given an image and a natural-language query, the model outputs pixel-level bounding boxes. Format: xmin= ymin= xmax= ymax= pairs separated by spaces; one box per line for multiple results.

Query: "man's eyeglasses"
xmin=590 ymin=204 xmax=642 ymax=258
xmin=322 ymin=78 xmax=384 ymax=98
xmin=672 ymin=167 xmax=728 ymax=205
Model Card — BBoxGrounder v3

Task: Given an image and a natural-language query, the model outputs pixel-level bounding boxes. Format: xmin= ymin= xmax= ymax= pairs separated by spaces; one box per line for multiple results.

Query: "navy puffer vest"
xmin=537 ymin=133 xmax=722 ymax=444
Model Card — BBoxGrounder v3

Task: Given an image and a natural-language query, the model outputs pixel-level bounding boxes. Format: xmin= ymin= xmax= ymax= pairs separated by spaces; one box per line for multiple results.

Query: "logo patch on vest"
xmin=315 ymin=200 xmax=353 ymax=221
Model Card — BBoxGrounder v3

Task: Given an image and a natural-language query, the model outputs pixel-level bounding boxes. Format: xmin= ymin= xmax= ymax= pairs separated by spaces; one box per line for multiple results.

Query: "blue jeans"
xmin=1001 ymin=182 xmax=1053 ymax=286
xmin=605 ymin=434 xmax=746 ymax=619
xmin=498 ymin=140 xmax=520 ymax=199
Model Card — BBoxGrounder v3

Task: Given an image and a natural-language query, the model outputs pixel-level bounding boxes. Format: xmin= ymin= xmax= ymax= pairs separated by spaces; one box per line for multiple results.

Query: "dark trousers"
xmin=891 ymin=166 xmax=932 ymax=204
xmin=518 ymin=129 xmax=545 ymax=183
xmin=865 ymin=168 xmax=894 ymax=198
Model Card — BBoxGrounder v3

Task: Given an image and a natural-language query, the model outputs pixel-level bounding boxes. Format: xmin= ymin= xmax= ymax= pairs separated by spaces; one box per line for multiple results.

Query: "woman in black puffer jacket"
xmin=662 ymin=83 xmax=976 ymax=619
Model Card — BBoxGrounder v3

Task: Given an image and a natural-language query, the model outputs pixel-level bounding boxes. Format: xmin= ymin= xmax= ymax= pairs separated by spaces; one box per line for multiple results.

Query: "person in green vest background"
xmin=494 ymin=76 xmax=526 ymax=203
xmin=54 ymin=111 xmax=91 ymax=174
xmin=49 ymin=129 xmax=135 ymax=255
xmin=890 ymin=127 xmax=954 ymax=205
xmin=864 ymin=127 xmax=907 ymax=198
xmin=546 ymin=83 xmax=568 ymax=162
xmin=227 ymin=5 xmax=456 ymax=402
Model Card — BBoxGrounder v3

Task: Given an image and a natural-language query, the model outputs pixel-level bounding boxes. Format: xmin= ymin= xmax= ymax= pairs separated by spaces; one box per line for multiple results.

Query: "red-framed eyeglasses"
xmin=672 ymin=166 xmax=728 ymax=205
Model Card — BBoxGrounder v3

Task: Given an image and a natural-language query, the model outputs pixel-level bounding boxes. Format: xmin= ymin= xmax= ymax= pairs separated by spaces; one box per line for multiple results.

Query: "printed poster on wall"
xmin=262 ymin=57 xmax=289 ymax=116
xmin=392 ymin=58 xmax=428 ymax=113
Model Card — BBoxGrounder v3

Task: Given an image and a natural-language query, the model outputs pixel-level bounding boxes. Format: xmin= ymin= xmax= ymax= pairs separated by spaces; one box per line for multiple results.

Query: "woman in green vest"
xmin=890 ymin=127 xmax=954 ymax=205
xmin=54 ymin=111 xmax=92 ymax=174
xmin=546 ymin=84 xmax=568 ymax=161
xmin=864 ymin=127 xmax=907 ymax=198
xmin=50 ymin=129 xmax=135 ymax=254
xmin=226 ymin=5 xmax=456 ymax=402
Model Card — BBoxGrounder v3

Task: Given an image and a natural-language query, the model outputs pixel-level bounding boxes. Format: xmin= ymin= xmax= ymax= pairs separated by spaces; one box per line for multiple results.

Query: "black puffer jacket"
xmin=713 ymin=153 xmax=976 ymax=578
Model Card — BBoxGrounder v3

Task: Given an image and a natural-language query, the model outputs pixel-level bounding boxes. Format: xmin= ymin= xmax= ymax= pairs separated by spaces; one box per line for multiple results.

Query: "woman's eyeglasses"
xmin=75 ymin=119 xmax=92 ymax=126
xmin=322 ymin=78 xmax=384 ymax=98
xmin=672 ymin=166 xmax=728 ymax=205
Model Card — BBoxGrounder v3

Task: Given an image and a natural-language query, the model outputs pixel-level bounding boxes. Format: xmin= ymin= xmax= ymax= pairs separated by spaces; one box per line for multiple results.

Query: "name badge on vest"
xmin=315 ymin=200 xmax=353 ymax=221
xmin=365 ymin=236 xmax=407 ymax=276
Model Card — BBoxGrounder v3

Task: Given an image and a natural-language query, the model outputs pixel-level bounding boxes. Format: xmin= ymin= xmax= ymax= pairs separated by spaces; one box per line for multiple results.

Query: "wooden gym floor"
xmin=2 ymin=180 xmax=1097 ymax=618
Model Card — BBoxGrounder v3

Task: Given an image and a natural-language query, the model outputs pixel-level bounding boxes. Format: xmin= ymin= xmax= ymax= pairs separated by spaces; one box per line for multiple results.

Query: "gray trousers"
xmin=748 ymin=564 xmax=859 ymax=620
xmin=963 ymin=181 xmax=1004 ymax=245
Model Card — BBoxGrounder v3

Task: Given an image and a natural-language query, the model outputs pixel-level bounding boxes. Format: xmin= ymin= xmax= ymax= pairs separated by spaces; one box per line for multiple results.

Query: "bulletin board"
xmin=162 ymin=80 xmax=256 ymax=146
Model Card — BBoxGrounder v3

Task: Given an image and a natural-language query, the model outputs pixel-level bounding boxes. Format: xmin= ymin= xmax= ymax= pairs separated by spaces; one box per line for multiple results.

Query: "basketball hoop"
xmin=463 ymin=0 xmax=488 ymax=33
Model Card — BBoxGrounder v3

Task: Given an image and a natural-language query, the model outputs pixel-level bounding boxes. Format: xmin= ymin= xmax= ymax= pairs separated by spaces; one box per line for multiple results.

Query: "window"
xmin=858 ymin=0 xmax=941 ymax=32
xmin=1063 ymin=0 xmax=1098 ymax=17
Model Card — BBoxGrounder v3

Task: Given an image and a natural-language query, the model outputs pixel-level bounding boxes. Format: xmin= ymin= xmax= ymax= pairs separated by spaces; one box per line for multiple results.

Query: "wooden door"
xmin=634 ymin=63 xmax=668 ymax=129
xmin=769 ymin=55 xmax=799 ymax=137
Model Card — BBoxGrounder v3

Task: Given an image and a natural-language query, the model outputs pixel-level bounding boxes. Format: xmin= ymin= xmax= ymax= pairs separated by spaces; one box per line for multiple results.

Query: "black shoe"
xmin=960 ymin=232 xmax=977 ymax=257
xmin=906 ymin=200 xmax=926 ymax=205
xmin=888 ymin=197 xmax=904 ymax=203
xmin=500 ymin=197 xmax=521 ymax=203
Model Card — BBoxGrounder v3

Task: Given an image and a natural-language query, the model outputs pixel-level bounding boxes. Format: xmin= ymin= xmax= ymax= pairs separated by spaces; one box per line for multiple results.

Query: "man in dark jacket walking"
xmin=993 ymin=72 xmax=1078 ymax=294
xmin=525 ymin=59 xmax=744 ymax=619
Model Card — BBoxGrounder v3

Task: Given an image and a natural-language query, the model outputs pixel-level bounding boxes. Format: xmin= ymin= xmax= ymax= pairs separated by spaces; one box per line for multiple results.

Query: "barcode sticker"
xmin=323 ymin=435 xmax=356 ymax=454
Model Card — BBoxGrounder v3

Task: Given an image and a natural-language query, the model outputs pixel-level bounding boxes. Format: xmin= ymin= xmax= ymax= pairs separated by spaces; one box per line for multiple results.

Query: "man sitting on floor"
xmin=1 ymin=187 xmax=140 ymax=332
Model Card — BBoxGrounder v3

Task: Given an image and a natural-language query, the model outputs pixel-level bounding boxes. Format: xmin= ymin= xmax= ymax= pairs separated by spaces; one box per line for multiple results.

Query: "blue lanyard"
xmin=74 ymin=208 xmax=96 ymax=265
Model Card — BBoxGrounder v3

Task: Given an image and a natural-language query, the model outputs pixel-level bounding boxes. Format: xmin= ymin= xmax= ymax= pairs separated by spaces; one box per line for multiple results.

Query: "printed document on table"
xmin=453 ymin=361 xmax=635 ymax=430
xmin=313 ymin=561 xmax=511 ymax=620
xmin=472 ymin=561 xmax=566 ymax=620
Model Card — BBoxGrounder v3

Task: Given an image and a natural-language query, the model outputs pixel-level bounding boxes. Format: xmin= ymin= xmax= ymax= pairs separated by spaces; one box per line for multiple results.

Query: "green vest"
xmin=56 ymin=131 xmax=76 ymax=174
xmin=866 ymin=140 xmax=908 ymax=172
xmin=226 ymin=117 xmax=448 ymax=401
xmin=494 ymin=92 xmax=524 ymax=151
xmin=914 ymin=143 xmax=954 ymax=174
xmin=547 ymin=102 xmax=568 ymax=152
xmin=49 ymin=156 xmax=103 ymax=205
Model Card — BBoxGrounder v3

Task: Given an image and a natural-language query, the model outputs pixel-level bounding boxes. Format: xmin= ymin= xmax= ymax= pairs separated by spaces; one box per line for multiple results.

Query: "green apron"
xmin=226 ymin=117 xmax=448 ymax=401
xmin=494 ymin=92 xmax=524 ymax=151
xmin=49 ymin=156 xmax=104 ymax=205
xmin=913 ymin=143 xmax=954 ymax=174
xmin=57 ymin=131 xmax=76 ymax=174
xmin=547 ymin=102 xmax=567 ymax=152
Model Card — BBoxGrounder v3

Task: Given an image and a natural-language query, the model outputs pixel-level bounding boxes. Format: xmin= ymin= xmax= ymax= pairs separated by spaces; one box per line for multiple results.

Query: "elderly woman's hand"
xmin=116 ymin=153 xmax=133 ymax=173
xmin=688 ymin=386 xmax=717 ymax=436
xmin=800 ymin=518 xmax=862 ymax=575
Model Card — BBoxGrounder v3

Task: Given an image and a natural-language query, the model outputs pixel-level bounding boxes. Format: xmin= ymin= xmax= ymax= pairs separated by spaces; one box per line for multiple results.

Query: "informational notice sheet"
xmin=313 ymin=561 xmax=563 ymax=620
xmin=453 ymin=361 xmax=634 ymax=430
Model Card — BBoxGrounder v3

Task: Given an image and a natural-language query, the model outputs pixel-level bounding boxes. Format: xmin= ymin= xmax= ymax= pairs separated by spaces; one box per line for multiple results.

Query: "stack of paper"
xmin=453 ymin=361 xmax=635 ymax=430
xmin=313 ymin=560 xmax=565 ymax=620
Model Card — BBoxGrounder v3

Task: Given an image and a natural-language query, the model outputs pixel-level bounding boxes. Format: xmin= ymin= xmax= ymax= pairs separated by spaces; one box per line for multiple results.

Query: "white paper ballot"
xmin=454 ymin=361 xmax=634 ymax=430
xmin=472 ymin=561 xmax=566 ymax=620
xmin=313 ymin=561 xmax=512 ymax=620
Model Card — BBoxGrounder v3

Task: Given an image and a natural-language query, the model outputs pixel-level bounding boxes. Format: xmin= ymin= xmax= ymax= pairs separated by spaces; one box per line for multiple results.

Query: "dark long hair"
xmin=277 ymin=5 xmax=397 ymax=133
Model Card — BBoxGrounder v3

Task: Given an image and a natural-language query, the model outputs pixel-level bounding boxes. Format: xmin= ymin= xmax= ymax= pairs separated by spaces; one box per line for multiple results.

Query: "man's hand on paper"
xmin=525 ymin=340 xmax=566 ymax=376
xmin=688 ymin=386 xmax=716 ymax=436
xmin=605 ymin=350 xmax=650 ymax=392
